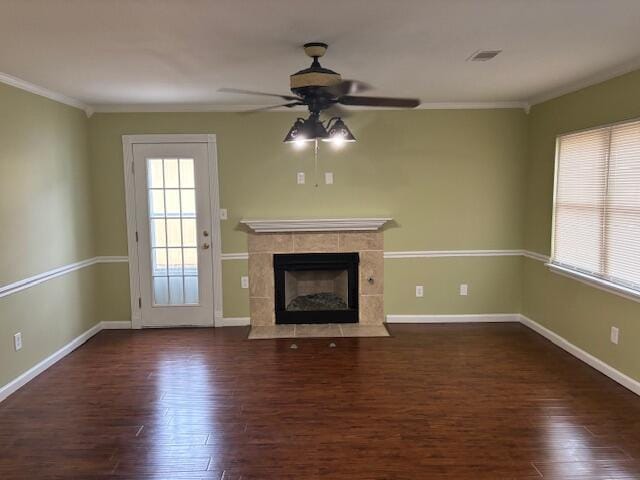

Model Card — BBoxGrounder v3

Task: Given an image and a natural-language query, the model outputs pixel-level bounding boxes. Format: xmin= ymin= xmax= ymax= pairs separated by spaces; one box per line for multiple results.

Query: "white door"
xmin=132 ymin=143 xmax=215 ymax=327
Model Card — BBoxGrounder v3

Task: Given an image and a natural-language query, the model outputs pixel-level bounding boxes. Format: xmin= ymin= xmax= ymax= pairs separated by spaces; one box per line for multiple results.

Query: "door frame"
xmin=122 ymin=134 xmax=223 ymax=329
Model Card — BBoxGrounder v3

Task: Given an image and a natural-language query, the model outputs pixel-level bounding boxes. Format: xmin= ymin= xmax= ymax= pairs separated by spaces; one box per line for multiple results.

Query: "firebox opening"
xmin=285 ymin=270 xmax=349 ymax=311
xmin=274 ymin=252 xmax=359 ymax=324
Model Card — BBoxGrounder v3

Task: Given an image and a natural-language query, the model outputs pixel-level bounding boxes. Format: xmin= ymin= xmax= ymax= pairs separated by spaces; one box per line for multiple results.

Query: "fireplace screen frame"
xmin=273 ymin=252 xmax=359 ymax=324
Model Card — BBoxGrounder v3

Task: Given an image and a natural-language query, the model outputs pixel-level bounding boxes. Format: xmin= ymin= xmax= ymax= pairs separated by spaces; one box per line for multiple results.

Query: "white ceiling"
xmin=1 ymin=0 xmax=640 ymax=111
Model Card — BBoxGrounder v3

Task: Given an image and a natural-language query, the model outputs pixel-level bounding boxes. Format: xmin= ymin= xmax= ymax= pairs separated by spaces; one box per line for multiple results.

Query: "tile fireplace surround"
xmin=241 ymin=219 xmax=390 ymax=326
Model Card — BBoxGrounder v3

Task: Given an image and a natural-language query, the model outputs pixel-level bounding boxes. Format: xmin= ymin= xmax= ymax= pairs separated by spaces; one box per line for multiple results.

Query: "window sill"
xmin=546 ymin=263 xmax=640 ymax=304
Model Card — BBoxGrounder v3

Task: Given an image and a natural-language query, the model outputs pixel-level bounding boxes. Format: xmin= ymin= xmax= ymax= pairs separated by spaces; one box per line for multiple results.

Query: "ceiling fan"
xmin=219 ymin=42 xmax=421 ymax=144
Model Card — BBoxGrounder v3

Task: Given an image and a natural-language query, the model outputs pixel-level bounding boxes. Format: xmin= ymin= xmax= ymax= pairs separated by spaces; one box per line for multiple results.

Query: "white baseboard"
xmin=217 ymin=317 xmax=251 ymax=327
xmin=386 ymin=313 xmax=520 ymax=323
xmin=101 ymin=321 xmax=132 ymax=329
xmin=0 ymin=322 xmax=102 ymax=403
xmin=518 ymin=314 xmax=640 ymax=397
xmin=4 ymin=313 xmax=638 ymax=404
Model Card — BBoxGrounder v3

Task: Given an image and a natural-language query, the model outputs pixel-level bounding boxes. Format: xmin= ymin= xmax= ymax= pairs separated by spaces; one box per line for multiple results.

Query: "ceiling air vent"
xmin=468 ymin=50 xmax=502 ymax=61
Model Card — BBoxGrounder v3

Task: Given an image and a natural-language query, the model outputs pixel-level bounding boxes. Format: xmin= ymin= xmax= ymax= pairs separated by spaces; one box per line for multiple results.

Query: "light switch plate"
xmin=325 ymin=172 xmax=334 ymax=184
xmin=415 ymin=285 xmax=424 ymax=297
xmin=611 ymin=326 xmax=619 ymax=345
xmin=460 ymin=284 xmax=468 ymax=296
xmin=241 ymin=276 xmax=249 ymax=289
xmin=219 ymin=208 xmax=228 ymax=220
xmin=14 ymin=332 xmax=22 ymax=351
xmin=297 ymin=172 xmax=305 ymax=184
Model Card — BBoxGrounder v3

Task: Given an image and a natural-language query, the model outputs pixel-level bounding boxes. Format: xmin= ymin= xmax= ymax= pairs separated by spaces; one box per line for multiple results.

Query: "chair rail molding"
xmin=0 ymin=256 xmax=128 ymax=299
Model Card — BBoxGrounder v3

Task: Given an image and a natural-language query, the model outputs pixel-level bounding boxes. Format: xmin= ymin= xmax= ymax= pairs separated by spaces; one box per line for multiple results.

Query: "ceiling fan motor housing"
xmin=290 ymin=42 xmax=342 ymax=96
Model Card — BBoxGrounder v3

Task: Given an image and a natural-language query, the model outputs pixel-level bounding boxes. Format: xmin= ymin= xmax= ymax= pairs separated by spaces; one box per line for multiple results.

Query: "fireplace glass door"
xmin=274 ymin=253 xmax=359 ymax=324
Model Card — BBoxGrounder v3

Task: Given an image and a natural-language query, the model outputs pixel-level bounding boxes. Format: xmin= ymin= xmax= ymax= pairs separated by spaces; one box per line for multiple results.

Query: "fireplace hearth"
xmin=274 ymin=253 xmax=359 ymax=324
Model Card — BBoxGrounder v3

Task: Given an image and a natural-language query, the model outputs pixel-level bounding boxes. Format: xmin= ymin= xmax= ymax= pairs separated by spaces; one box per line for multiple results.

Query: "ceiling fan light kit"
xmin=219 ymin=42 xmax=420 ymax=145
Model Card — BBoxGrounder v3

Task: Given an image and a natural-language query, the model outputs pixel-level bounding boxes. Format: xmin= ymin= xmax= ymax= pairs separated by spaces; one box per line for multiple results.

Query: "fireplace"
xmin=274 ymin=253 xmax=359 ymax=324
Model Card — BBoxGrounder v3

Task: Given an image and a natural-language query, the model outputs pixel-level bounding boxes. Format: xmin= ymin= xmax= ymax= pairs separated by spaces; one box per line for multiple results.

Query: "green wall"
xmin=4 ymin=66 xmax=640 ymax=392
xmin=88 ymin=109 xmax=529 ymax=319
xmin=523 ymin=69 xmax=640 ymax=381
xmin=0 ymin=83 xmax=99 ymax=387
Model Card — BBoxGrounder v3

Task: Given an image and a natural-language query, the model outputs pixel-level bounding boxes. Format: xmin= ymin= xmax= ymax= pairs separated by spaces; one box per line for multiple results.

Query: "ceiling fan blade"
xmin=218 ymin=88 xmax=300 ymax=102
xmin=239 ymin=102 xmax=304 ymax=114
xmin=324 ymin=104 xmax=351 ymax=119
xmin=338 ymin=95 xmax=420 ymax=108
xmin=321 ymin=79 xmax=371 ymax=98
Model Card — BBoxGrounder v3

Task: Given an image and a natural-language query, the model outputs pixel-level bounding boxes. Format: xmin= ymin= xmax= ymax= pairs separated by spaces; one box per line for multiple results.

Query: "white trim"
xmin=384 ymin=249 xmax=523 ymax=259
xmin=216 ymin=317 xmax=251 ymax=327
xmin=522 ymin=250 xmax=550 ymax=262
xmin=547 ymin=263 xmax=640 ymax=304
xmin=0 ymin=322 xmax=102 ymax=403
xmin=221 ymin=252 xmax=249 ymax=261
xmin=101 ymin=321 xmax=132 ymax=329
xmin=0 ymin=256 xmax=129 ymax=299
xmin=519 ymin=315 xmax=640 ymax=397
xmin=122 ymin=134 xmax=216 ymax=144
xmin=96 ymin=255 xmax=129 ymax=263
xmin=240 ymin=218 xmax=392 ymax=233
xmin=528 ymin=56 xmax=640 ymax=107
xmin=0 ymin=71 xmax=91 ymax=116
xmin=386 ymin=313 xmax=520 ymax=323
xmin=121 ymin=134 xmax=223 ymax=329
xmin=91 ymin=101 xmax=528 ymax=113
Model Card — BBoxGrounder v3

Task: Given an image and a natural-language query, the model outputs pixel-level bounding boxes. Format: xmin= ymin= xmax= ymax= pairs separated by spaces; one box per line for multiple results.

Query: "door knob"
xmin=203 ymin=243 xmax=210 ymax=250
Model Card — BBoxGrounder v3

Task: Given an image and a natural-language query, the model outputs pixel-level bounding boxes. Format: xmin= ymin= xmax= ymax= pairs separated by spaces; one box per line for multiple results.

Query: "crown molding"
xmin=527 ymin=56 xmax=640 ymax=107
xmin=0 ymin=71 xmax=92 ymax=117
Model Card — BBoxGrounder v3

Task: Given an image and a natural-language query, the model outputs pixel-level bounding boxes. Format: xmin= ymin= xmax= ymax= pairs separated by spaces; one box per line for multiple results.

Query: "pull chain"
xmin=314 ymin=139 xmax=319 ymax=188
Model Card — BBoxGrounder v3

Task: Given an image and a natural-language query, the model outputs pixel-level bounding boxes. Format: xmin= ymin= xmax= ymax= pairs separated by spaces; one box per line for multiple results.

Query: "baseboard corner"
xmin=101 ymin=320 xmax=132 ymax=329
xmin=217 ymin=317 xmax=251 ymax=327
xmin=0 ymin=321 xmax=102 ymax=403
xmin=518 ymin=314 xmax=640 ymax=397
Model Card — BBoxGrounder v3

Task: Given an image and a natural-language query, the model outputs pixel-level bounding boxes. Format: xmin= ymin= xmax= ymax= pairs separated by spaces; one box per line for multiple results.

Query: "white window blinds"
xmin=552 ymin=119 xmax=640 ymax=294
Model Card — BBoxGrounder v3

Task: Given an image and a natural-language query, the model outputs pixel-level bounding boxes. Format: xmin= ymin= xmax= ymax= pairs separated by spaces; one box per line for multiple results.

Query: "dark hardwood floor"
xmin=1 ymin=323 xmax=640 ymax=479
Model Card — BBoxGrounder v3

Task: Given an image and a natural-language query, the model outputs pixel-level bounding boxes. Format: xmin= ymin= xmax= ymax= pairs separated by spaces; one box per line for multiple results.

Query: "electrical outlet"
xmin=14 ymin=332 xmax=22 ymax=351
xmin=241 ymin=276 xmax=249 ymax=289
xmin=611 ymin=326 xmax=619 ymax=345
xmin=325 ymin=172 xmax=334 ymax=184
xmin=219 ymin=208 xmax=228 ymax=220
xmin=297 ymin=172 xmax=305 ymax=184
xmin=460 ymin=284 xmax=468 ymax=296
xmin=415 ymin=285 xmax=424 ymax=297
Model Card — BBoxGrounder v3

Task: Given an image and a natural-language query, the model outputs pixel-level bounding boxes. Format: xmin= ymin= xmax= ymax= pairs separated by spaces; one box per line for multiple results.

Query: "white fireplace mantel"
xmin=240 ymin=217 xmax=392 ymax=233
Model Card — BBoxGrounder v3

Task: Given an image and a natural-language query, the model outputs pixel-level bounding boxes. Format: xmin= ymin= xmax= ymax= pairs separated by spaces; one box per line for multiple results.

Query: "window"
xmin=552 ymin=118 xmax=640 ymax=296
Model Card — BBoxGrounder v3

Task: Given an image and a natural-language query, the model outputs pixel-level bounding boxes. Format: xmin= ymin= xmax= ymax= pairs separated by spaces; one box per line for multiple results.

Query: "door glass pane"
xmin=183 ymin=248 xmax=197 ymax=275
xmin=152 ymin=248 xmax=168 ymax=276
xmin=148 ymin=159 xmax=164 ymax=188
xmin=149 ymin=190 xmax=165 ymax=216
xmin=147 ymin=157 xmax=199 ymax=305
xmin=180 ymin=190 xmax=196 ymax=216
xmin=169 ymin=276 xmax=184 ymax=305
xmin=167 ymin=248 xmax=183 ymax=276
xmin=151 ymin=219 xmax=167 ymax=247
xmin=166 ymin=219 xmax=182 ymax=247
xmin=182 ymin=219 xmax=197 ymax=247
xmin=164 ymin=159 xmax=179 ymax=188
xmin=179 ymin=159 xmax=195 ymax=188
xmin=153 ymin=277 xmax=169 ymax=305
xmin=165 ymin=190 xmax=181 ymax=216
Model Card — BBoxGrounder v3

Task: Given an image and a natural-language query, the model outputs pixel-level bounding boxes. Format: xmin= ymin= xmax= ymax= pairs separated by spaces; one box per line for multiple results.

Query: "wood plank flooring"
xmin=1 ymin=323 xmax=640 ymax=479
